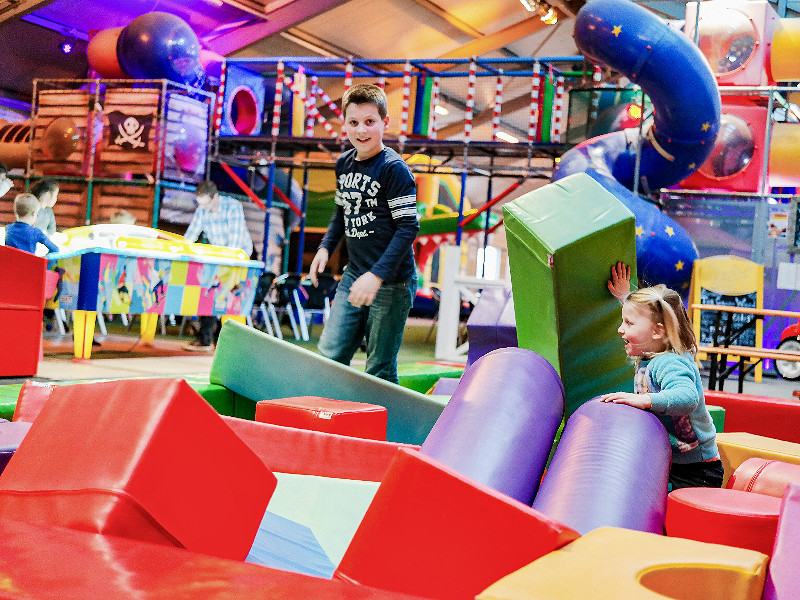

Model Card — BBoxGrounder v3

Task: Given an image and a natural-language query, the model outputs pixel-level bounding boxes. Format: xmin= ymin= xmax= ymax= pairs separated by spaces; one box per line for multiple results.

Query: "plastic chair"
xmin=251 ymin=271 xmax=282 ymax=339
xmin=299 ymin=273 xmax=338 ymax=339
xmin=272 ymin=273 xmax=306 ymax=340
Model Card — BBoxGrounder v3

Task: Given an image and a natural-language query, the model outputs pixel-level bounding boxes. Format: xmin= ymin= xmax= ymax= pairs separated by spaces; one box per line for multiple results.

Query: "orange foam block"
xmin=335 ymin=448 xmax=579 ymax=600
xmin=0 ymin=378 xmax=277 ymax=560
xmin=256 ymin=396 xmax=387 ymax=440
xmin=666 ymin=487 xmax=781 ymax=556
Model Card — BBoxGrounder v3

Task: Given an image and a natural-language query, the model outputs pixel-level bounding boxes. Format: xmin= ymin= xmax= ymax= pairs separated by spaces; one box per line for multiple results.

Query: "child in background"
xmin=4 ymin=193 xmax=59 ymax=255
xmin=308 ymin=83 xmax=419 ymax=384
xmin=31 ymin=179 xmax=59 ymax=236
xmin=601 ymin=262 xmax=723 ymax=490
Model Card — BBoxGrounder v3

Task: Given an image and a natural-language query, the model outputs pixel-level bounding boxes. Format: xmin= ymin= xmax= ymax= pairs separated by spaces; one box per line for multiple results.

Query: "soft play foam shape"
xmin=704 ymin=390 xmax=800 ymax=444
xmin=335 ymin=448 xmax=579 ymax=600
xmin=256 ymin=396 xmax=388 ymax=440
xmin=0 ymin=518 xmax=432 ymax=600
xmin=0 ymin=245 xmax=47 ymax=377
xmin=396 ymin=361 xmax=463 ymax=394
xmin=665 ymin=487 xmax=781 ymax=557
xmin=0 ymin=421 xmax=31 ymax=475
xmin=212 ymin=320 xmax=447 ymax=444
xmin=477 ymin=526 xmax=768 ymax=600
xmin=763 ymin=482 xmax=800 ymax=600
xmin=12 ymin=380 xmax=55 ymax=422
xmin=0 ymin=378 xmax=276 ymax=560
xmin=503 ymin=172 xmax=636 ymax=415
xmin=532 ymin=399 xmax=671 ymax=534
xmin=421 ymin=347 xmax=563 ymax=505
xmin=465 ymin=287 xmax=517 ymax=367
xmin=717 ymin=432 xmax=800 ymax=487
xmin=728 ymin=457 xmax=800 ymax=498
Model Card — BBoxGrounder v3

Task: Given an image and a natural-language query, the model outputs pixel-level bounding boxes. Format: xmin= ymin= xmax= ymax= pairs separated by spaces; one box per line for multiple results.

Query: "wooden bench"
xmin=698 ymin=344 xmax=800 ymax=393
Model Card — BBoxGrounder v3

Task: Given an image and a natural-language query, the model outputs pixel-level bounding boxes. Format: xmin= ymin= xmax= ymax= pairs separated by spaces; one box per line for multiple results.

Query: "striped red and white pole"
xmin=590 ymin=64 xmax=602 ymax=121
xmin=313 ymin=82 xmax=343 ymax=120
xmin=528 ymin=61 xmax=541 ymax=144
xmin=464 ymin=57 xmax=477 ymax=143
xmin=344 ymin=57 xmax=354 ymax=92
xmin=306 ymin=75 xmax=318 ymax=137
xmin=285 ymin=76 xmax=337 ymax=138
xmin=399 ymin=60 xmax=411 ymax=144
xmin=491 ymin=70 xmax=504 ymax=142
xmin=377 ymin=70 xmax=386 ymax=90
xmin=214 ymin=59 xmax=227 ymax=136
xmin=270 ymin=61 xmax=284 ymax=137
xmin=552 ymin=74 xmax=565 ymax=142
xmin=429 ymin=76 xmax=440 ymax=139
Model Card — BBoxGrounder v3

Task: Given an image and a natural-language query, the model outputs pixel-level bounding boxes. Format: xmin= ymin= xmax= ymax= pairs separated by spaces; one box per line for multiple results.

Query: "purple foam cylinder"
xmin=532 ymin=399 xmax=671 ymax=535
xmin=420 ymin=348 xmax=564 ymax=505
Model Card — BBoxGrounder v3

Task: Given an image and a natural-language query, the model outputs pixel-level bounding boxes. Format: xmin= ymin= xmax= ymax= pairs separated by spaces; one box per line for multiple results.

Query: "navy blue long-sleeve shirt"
xmin=320 ymin=146 xmax=418 ymax=284
xmin=4 ymin=221 xmax=59 ymax=255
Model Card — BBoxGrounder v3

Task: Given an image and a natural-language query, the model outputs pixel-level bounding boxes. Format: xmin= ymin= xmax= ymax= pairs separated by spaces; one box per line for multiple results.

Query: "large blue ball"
xmin=116 ymin=12 xmax=202 ymax=84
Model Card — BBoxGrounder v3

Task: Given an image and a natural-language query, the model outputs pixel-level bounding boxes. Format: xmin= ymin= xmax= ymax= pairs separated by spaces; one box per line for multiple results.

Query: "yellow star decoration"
xmin=688 ymin=162 xmax=696 ymax=170
xmin=612 ymin=25 xmax=622 ymax=37
xmin=675 ymin=261 xmax=684 ymax=271
xmin=635 ymin=225 xmax=644 ymax=237
xmin=665 ymin=226 xmax=675 ymax=237
xmin=701 ymin=122 xmax=710 ymax=131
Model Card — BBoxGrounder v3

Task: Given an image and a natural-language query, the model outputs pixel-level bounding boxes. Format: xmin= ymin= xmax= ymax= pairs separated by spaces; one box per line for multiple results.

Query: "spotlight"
xmin=434 ymin=105 xmax=449 ymax=116
xmin=496 ymin=131 xmax=519 ymax=144
xmin=60 ymin=41 xmax=74 ymax=54
xmin=540 ymin=5 xmax=558 ymax=24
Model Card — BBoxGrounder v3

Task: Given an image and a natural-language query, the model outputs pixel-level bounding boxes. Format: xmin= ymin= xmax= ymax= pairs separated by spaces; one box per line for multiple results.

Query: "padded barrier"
xmin=503 ymin=172 xmax=637 ymax=415
xmin=212 ymin=320 xmax=447 ymax=444
xmin=665 ymin=488 xmax=781 ymax=557
xmin=477 ymin=526 xmax=769 ymax=600
xmin=335 ymin=448 xmax=579 ymax=600
xmin=397 ymin=362 xmax=463 ymax=394
xmin=728 ymin=457 xmax=800 ymax=498
xmin=0 ymin=378 xmax=276 ymax=560
xmin=0 ymin=517 xmax=432 ymax=600
xmin=532 ymin=399 xmax=671 ymax=534
xmin=465 ymin=287 xmax=517 ymax=368
xmin=704 ymin=390 xmax=800 ymax=444
xmin=763 ymin=482 xmax=800 ymax=600
xmin=717 ymin=432 xmax=800 ymax=487
xmin=256 ymin=397 xmax=387 ymax=440
xmin=12 ymin=380 xmax=55 ymax=422
xmin=421 ymin=348 xmax=563 ymax=504
xmin=222 ymin=415 xmax=418 ymax=482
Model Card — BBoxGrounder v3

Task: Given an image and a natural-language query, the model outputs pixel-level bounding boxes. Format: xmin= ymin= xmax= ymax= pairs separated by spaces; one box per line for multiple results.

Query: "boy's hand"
xmin=309 ymin=248 xmax=329 ymax=286
xmin=599 ymin=392 xmax=652 ymax=409
xmin=348 ymin=272 xmax=382 ymax=307
xmin=608 ymin=261 xmax=631 ymax=301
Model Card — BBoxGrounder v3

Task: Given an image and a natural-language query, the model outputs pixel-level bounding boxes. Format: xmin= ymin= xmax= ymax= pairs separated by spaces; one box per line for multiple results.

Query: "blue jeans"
xmin=318 ymin=268 xmax=416 ymax=384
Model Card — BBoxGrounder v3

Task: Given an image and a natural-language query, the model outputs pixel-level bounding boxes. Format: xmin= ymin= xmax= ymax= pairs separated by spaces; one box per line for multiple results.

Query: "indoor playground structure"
xmin=3 ymin=0 xmax=800 ymax=598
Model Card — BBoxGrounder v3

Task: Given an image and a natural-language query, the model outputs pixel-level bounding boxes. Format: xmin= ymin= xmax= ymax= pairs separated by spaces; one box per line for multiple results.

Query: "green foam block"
xmin=211 ymin=321 xmax=448 ymax=445
xmin=397 ymin=363 xmax=463 ymax=394
xmin=189 ymin=383 xmax=235 ymax=416
xmin=504 ymin=172 xmax=637 ymax=415
xmin=706 ymin=404 xmax=726 ymax=434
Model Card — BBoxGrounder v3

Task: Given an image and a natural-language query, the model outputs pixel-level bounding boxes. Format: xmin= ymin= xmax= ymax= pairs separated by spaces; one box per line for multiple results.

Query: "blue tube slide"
xmin=552 ymin=0 xmax=721 ymax=291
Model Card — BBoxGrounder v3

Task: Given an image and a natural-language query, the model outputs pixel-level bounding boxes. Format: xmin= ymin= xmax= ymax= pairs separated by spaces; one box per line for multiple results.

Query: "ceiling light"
xmin=60 ymin=41 xmax=74 ymax=54
xmin=520 ymin=0 xmax=538 ymax=12
xmin=496 ymin=131 xmax=519 ymax=143
xmin=434 ymin=105 xmax=449 ymax=116
xmin=540 ymin=6 xmax=558 ymax=24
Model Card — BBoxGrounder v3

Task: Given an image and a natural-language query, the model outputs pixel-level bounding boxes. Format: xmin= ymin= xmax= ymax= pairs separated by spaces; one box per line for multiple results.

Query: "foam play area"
xmin=3 ymin=0 xmax=800 ymax=597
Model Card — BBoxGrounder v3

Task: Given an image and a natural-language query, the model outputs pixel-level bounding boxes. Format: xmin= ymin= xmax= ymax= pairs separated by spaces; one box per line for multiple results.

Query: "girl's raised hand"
xmin=607 ymin=261 xmax=631 ymax=301
xmin=599 ymin=391 xmax=652 ymax=409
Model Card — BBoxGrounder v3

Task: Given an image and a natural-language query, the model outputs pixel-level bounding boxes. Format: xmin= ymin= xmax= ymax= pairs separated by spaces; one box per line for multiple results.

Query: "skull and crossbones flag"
xmin=108 ymin=111 xmax=152 ymax=151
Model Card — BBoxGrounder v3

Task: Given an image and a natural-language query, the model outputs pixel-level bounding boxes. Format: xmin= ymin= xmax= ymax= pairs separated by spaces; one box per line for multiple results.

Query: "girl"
xmin=601 ymin=262 xmax=723 ymax=490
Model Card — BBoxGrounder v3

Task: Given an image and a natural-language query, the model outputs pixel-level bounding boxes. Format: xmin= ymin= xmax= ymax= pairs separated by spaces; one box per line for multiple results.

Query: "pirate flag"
xmin=108 ymin=111 xmax=152 ymax=151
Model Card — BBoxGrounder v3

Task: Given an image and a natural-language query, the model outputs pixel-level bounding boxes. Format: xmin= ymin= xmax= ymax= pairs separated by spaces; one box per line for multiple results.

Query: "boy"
xmin=182 ymin=180 xmax=253 ymax=351
xmin=308 ymin=83 xmax=419 ymax=383
xmin=4 ymin=193 xmax=59 ymax=255
xmin=31 ymin=179 xmax=59 ymax=236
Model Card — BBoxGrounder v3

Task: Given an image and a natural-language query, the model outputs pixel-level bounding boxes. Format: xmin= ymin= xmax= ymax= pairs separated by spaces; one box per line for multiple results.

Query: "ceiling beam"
xmin=0 ymin=0 xmax=55 ymax=24
xmin=437 ymin=11 xmax=567 ymax=59
xmin=407 ymin=0 xmax=484 ymax=38
xmin=208 ymin=0 xmax=350 ymax=55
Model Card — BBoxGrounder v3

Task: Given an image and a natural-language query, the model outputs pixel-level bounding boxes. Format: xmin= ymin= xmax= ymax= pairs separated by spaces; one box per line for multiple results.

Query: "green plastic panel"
xmin=504 ymin=172 xmax=637 ymax=415
xmin=211 ymin=320 xmax=448 ymax=445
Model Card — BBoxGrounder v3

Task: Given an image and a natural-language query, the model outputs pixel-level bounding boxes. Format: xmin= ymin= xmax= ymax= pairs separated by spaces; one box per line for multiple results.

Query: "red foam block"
xmin=335 ymin=448 xmax=579 ymax=600
xmin=728 ymin=457 xmax=800 ymax=499
xmin=704 ymin=390 xmax=800 ymax=444
xmin=256 ymin=396 xmax=388 ymax=440
xmin=0 ymin=378 xmax=276 ymax=560
xmin=0 ymin=517 xmax=431 ymax=600
xmin=666 ymin=487 xmax=781 ymax=556
xmin=222 ymin=415 xmax=417 ymax=482
xmin=12 ymin=380 xmax=56 ymax=423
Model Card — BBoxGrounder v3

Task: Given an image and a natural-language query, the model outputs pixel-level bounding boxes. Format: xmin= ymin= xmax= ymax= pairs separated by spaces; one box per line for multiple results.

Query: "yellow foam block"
xmin=478 ymin=527 xmax=767 ymax=600
xmin=717 ymin=432 xmax=800 ymax=487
